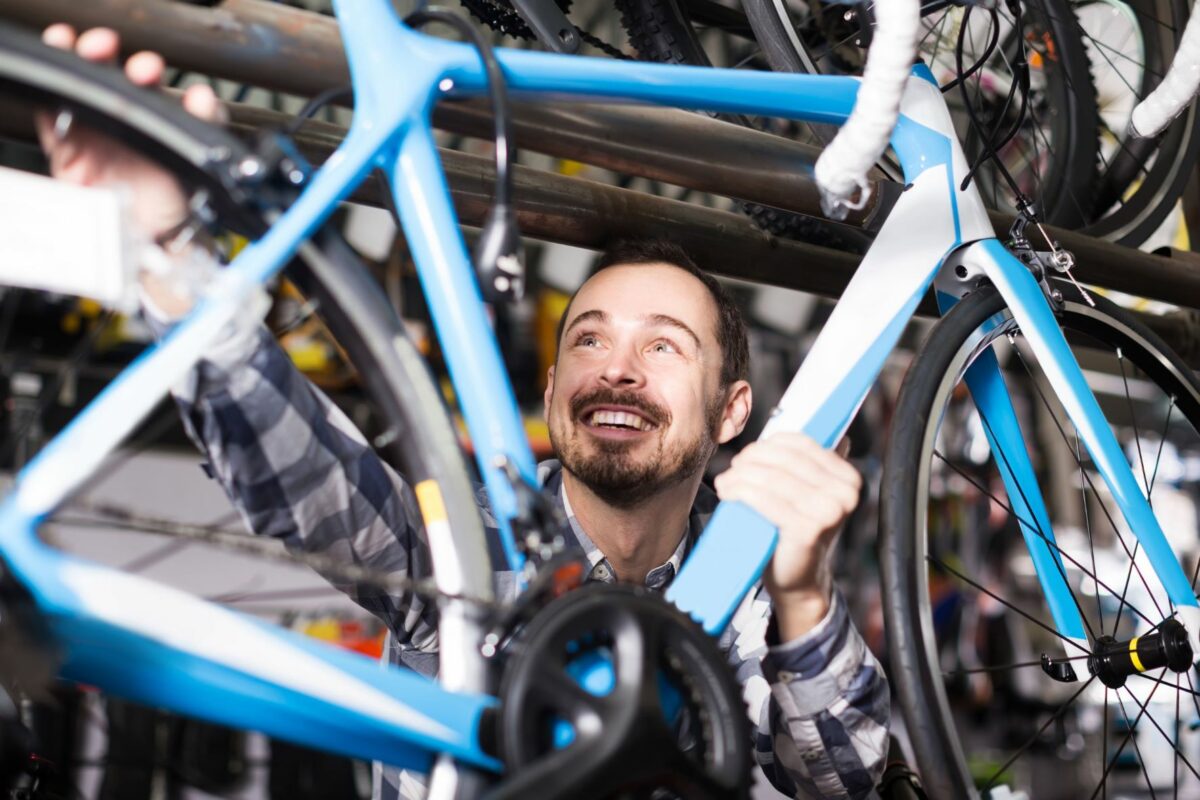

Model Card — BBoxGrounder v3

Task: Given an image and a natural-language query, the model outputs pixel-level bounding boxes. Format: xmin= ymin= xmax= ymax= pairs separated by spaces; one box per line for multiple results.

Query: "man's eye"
xmin=576 ymin=334 xmax=599 ymax=347
xmin=651 ymin=340 xmax=678 ymax=354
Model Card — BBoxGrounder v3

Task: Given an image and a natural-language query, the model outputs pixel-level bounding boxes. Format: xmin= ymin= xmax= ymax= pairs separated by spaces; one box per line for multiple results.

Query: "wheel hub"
xmin=1087 ymin=618 xmax=1193 ymax=689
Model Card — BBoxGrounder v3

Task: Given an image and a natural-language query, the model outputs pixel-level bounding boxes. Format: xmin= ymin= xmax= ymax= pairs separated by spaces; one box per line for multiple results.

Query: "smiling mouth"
xmin=584 ymin=409 xmax=657 ymax=432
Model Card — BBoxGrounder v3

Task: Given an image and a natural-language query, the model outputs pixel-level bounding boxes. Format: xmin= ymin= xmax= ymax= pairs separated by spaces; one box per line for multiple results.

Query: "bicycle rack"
xmin=3 ymin=0 xmax=1200 ymax=359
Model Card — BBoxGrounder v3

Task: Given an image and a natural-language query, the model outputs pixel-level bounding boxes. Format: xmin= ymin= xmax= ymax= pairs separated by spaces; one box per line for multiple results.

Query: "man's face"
xmin=544 ymin=263 xmax=747 ymax=508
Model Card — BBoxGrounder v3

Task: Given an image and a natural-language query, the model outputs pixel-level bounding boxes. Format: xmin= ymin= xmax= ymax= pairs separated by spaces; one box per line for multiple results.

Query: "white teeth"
xmin=589 ymin=410 xmax=650 ymax=430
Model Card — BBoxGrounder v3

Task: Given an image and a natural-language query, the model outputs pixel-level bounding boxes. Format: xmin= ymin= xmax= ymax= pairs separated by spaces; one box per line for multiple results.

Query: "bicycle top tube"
xmin=334 ymin=0 xmax=957 ymax=188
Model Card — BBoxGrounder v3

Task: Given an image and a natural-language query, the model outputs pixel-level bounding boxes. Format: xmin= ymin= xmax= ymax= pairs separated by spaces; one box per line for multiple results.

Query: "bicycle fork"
xmin=936 ymin=239 xmax=1200 ymax=684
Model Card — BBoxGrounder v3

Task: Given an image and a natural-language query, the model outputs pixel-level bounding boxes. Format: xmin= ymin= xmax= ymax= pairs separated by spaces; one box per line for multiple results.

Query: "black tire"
xmin=617 ymin=0 xmax=1101 ymax=234
xmin=613 ymin=0 xmax=874 ymax=252
xmin=0 ymin=21 xmax=485 ymax=569
xmin=741 ymin=0 xmax=1200 ymax=246
xmin=1076 ymin=0 xmax=1200 ymax=246
xmin=743 ymin=0 xmax=1102 ymax=231
xmin=881 ymin=280 xmax=1200 ymax=799
xmin=617 ymin=0 xmax=717 ymax=67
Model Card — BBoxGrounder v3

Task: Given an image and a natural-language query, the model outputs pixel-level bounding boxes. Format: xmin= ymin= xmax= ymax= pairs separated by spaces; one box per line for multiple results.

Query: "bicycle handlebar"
xmin=1130 ymin=6 xmax=1200 ymax=137
xmin=813 ymin=0 xmax=919 ymax=218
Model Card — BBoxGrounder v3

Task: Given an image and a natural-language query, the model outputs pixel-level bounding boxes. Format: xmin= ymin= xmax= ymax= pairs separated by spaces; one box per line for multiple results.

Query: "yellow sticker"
xmin=415 ymin=480 xmax=448 ymax=525
xmin=1129 ymin=636 xmax=1145 ymax=672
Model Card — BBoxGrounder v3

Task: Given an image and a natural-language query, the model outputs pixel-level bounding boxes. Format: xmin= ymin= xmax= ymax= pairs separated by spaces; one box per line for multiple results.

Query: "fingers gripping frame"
xmin=669 ymin=66 xmax=997 ymax=634
xmin=0 ymin=91 xmax=505 ymax=774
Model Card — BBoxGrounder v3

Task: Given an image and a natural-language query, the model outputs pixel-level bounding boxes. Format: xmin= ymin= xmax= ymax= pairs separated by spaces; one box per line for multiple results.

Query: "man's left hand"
xmin=713 ymin=433 xmax=861 ymax=641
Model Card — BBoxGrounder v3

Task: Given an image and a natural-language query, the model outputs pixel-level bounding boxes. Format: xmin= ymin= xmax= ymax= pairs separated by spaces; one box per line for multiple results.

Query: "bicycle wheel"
xmin=745 ymin=0 xmax=1102 ymax=232
xmin=0 ymin=17 xmax=494 ymax=783
xmin=882 ymin=279 xmax=1200 ymax=799
xmin=612 ymin=0 xmax=880 ymax=250
xmin=1076 ymin=0 xmax=1200 ymax=247
xmin=749 ymin=0 xmax=1200 ymax=247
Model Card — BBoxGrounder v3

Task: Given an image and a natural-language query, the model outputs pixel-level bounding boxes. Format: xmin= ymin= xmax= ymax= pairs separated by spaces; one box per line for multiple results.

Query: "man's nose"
xmin=599 ymin=344 xmax=645 ymax=387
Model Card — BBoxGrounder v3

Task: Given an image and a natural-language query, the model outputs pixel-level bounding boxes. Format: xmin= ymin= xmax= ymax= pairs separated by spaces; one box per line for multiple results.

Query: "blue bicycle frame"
xmin=0 ymin=0 xmax=1196 ymax=779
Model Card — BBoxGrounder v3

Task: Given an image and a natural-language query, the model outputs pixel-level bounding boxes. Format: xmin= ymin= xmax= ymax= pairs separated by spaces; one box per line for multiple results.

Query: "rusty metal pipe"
xmin=222 ymin=105 xmax=1200 ymax=313
xmin=0 ymin=0 xmax=878 ymax=227
xmin=0 ymin=98 xmax=865 ymax=303
xmin=7 ymin=89 xmax=1200 ymax=362
xmin=5 ymin=0 xmax=1200 ymax=315
xmin=221 ymin=108 xmax=869 ymax=301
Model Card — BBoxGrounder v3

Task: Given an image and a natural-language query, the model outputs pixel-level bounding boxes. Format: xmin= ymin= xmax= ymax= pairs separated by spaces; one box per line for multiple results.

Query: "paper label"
xmin=0 ymin=165 xmax=137 ymax=311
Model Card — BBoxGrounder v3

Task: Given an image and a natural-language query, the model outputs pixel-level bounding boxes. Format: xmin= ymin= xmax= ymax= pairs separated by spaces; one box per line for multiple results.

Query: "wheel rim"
xmin=1075 ymin=0 xmax=1200 ymax=246
xmin=900 ymin=285 xmax=1200 ymax=799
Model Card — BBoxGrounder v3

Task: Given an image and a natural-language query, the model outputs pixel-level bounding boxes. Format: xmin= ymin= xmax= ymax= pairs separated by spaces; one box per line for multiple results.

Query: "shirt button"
xmin=777 ymin=670 xmax=795 ymax=682
xmin=802 ymin=749 xmax=823 ymax=761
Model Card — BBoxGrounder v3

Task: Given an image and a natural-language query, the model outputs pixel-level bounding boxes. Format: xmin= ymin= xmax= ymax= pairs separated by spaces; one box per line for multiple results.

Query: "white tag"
xmin=0 ymin=166 xmax=138 ymax=312
xmin=343 ymin=202 xmax=396 ymax=261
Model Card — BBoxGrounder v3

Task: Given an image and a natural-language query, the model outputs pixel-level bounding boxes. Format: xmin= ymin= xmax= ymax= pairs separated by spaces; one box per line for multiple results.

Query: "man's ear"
xmin=716 ymin=380 xmax=752 ymax=444
xmin=543 ymin=364 xmax=556 ymax=422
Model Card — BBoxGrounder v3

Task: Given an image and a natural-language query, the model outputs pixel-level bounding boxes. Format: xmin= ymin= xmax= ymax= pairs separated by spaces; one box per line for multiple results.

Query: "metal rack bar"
xmin=3 ymin=0 xmax=1200 ymax=325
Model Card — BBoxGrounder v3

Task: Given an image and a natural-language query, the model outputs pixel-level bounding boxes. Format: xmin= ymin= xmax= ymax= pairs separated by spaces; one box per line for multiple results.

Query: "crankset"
xmin=485 ymin=583 xmax=751 ymax=799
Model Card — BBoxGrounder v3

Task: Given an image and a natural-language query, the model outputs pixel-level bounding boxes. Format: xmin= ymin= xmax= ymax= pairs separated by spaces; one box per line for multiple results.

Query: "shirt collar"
xmin=551 ymin=461 xmax=690 ymax=590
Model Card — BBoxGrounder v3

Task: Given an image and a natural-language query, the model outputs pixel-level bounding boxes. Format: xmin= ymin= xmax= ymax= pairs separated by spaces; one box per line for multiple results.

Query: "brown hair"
xmin=555 ymin=239 xmax=749 ymax=386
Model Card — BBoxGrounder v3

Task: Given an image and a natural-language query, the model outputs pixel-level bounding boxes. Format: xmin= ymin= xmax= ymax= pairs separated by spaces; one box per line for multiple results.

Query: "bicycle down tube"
xmin=0 ymin=0 xmax=1196 ymax=776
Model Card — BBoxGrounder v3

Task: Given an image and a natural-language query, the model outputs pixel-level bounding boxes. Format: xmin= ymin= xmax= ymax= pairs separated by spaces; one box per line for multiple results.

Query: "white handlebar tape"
xmin=1130 ymin=10 xmax=1200 ymax=137
xmin=814 ymin=0 xmax=920 ymax=218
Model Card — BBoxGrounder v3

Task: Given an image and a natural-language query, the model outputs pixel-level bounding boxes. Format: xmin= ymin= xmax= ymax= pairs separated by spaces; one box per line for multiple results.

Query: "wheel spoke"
xmin=1096 ymin=114 xmax=1156 ymax=187
xmin=1131 ymin=670 xmax=1200 ymax=701
xmin=1113 ymin=540 xmax=1144 ymax=642
xmin=1184 ymin=672 xmax=1200 ymax=745
xmin=928 ymin=9 xmax=955 ymax=67
xmin=1103 ymin=686 xmax=1109 ymax=800
xmin=933 ymin=449 xmax=1158 ymax=631
xmin=974 ymin=409 xmax=1098 ymax=640
xmin=1119 ymin=681 xmax=1200 ymax=785
xmin=1089 ymin=676 xmax=1165 ymax=800
xmin=1175 ymin=671 xmax=1181 ymax=800
xmin=1027 ymin=113 xmax=1095 ymax=220
xmin=1113 ymin=689 xmax=1162 ymax=800
xmin=207 ymin=586 xmax=342 ymax=604
xmin=1078 ymin=27 xmax=1152 ymax=95
xmin=982 ymin=674 xmax=1097 ymax=793
xmin=929 ymin=555 xmax=1091 ymax=656
xmin=1075 ymin=430 xmax=1104 ymax=633
xmin=1117 ymin=351 xmax=1152 ymax=497
xmin=1148 ymin=399 xmax=1175 ymax=498
xmin=942 ymin=654 xmax=1089 ymax=677
xmin=1009 ymin=344 xmax=1166 ymax=622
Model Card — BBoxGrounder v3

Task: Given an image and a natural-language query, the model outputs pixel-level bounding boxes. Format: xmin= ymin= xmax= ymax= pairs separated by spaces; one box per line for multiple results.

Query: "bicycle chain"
xmin=458 ymin=0 xmax=629 ymax=59
xmin=578 ymin=28 xmax=631 ymax=60
xmin=65 ymin=502 xmax=498 ymax=611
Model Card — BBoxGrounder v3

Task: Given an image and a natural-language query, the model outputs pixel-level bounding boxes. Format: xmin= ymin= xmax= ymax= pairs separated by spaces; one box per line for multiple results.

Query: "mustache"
xmin=569 ymin=388 xmax=668 ymax=428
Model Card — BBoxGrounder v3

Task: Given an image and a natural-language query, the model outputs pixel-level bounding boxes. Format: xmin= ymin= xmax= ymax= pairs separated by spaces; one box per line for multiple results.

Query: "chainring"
xmin=488 ymin=583 xmax=751 ymax=799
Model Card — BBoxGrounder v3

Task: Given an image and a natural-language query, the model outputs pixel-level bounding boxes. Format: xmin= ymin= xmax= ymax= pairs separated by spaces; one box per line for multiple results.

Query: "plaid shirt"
xmin=168 ymin=324 xmax=889 ymax=800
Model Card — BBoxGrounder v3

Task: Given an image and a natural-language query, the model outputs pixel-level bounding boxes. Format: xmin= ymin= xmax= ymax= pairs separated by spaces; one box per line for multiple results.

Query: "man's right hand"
xmin=37 ymin=25 xmax=230 ymax=317
xmin=36 ymin=25 xmax=226 ymax=243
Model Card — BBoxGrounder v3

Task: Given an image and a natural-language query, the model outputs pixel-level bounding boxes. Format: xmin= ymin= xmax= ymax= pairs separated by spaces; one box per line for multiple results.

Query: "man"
xmin=38 ymin=25 xmax=889 ymax=799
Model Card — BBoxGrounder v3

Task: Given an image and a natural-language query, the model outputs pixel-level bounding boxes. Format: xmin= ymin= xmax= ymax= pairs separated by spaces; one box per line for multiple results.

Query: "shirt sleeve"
xmin=723 ymin=587 xmax=890 ymax=800
xmin=161 ymin=319 xmax=439 ymax=652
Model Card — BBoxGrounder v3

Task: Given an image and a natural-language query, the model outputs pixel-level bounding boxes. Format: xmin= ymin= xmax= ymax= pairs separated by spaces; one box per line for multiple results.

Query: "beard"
xmin=550 ymin=386 xmax=725 ymax=509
